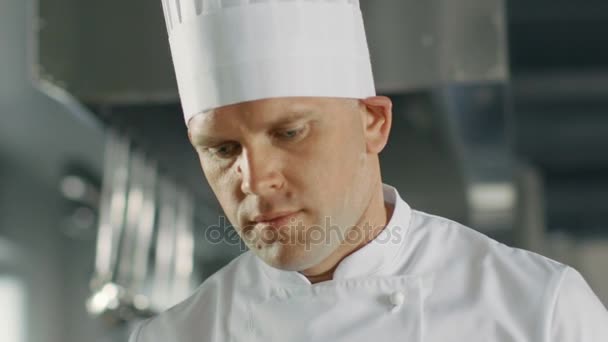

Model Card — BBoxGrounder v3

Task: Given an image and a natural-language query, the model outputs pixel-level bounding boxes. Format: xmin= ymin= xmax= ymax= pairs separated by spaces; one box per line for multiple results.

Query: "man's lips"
xmin=250 ymin=211 xmax=301 ymax=229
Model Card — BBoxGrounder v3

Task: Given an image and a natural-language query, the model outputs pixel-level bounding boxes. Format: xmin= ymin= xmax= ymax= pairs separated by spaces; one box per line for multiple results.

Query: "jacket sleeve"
xmin=550 ymin=266 xmax=608 ymax=341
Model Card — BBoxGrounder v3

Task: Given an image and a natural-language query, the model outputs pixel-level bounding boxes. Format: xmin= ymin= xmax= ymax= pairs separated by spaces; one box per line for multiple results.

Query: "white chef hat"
xmin=161 ymin=0 xmax=376 ymax=123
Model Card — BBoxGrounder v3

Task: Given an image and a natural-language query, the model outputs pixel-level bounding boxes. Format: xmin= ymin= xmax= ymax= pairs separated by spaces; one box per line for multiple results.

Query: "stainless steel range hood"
xmin=33 ymin=0 xmax=508 ymax=104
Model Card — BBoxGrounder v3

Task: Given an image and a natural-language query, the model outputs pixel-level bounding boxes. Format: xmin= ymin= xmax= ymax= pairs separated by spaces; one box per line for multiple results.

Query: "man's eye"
xmin=276 ymin=127 xmax=304 ymax=140
xmin=208 ymin=142 xmax=241 ymax=158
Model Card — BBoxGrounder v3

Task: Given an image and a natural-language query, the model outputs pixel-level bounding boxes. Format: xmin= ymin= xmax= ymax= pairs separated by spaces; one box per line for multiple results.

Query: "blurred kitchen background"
xmin=1 ymin=0 xmax=607 ymax=341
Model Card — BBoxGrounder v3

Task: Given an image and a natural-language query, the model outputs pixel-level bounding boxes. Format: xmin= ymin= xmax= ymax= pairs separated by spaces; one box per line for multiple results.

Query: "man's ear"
xmin=360 ymin=96 xmax=393 ymax=154
xmin=187 ymin=129 xmax=193 ymax=145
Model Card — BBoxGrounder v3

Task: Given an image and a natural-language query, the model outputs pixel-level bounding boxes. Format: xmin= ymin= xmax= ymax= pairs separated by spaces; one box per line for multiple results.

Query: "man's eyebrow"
xmin=190 ymin=134 xmax=226 ymax=147
xmin=269 ymin=110 xmax=315 ymax=127
xmin=190 ymin=110 xmax=316 ymax=146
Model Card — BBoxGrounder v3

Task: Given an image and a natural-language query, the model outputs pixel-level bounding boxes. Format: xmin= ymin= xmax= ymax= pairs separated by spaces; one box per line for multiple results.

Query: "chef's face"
xmin=188 ymin=97 xmax=391 ymax=271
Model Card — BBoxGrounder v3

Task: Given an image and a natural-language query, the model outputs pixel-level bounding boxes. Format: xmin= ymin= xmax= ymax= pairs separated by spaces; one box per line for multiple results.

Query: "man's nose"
xmin=237 ymin=146 xmax=285 ymax=196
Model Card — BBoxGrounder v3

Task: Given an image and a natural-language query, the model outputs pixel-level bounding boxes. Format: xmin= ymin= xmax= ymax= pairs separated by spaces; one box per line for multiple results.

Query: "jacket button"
xmin=389 ymin=291 xmax=405 ymax=312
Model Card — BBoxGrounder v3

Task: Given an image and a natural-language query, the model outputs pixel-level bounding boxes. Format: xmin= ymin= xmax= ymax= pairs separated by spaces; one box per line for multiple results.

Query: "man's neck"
xmin=300 ymin=186 xmax=395 ymax=284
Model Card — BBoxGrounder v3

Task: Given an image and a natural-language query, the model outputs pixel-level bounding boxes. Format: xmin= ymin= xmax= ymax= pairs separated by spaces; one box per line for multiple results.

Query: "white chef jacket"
xmin=130 ymin=184 xmax=608 ymax=342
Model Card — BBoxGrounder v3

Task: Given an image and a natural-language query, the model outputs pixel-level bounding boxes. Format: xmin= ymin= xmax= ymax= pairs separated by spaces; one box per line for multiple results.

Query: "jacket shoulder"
xmin=407 ymin=210 xmax=607 ymax=340
xmin=407 ymin=210 xmax=567 ymax=287
xmin=129 ymin=251 xmax=257 ymax=342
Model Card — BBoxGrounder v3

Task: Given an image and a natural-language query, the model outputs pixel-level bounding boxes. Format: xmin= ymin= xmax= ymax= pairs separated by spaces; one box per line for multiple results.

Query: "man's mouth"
xmin=251 ymin=211 xmax=302 ymax=229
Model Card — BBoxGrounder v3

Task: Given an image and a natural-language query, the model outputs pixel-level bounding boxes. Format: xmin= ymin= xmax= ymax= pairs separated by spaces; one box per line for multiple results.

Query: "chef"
xmin=130 ymin=0 xmax=608 ymax=341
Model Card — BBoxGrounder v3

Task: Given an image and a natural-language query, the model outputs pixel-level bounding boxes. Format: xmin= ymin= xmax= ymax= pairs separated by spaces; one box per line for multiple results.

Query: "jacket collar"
xmin=258 ymin=184 xmax=412 ymax=286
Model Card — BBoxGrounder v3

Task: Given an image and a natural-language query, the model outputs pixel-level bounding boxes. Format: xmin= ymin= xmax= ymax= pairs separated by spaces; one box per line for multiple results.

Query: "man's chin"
xmin=253 ymin=244 xmax=324 ymax=272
